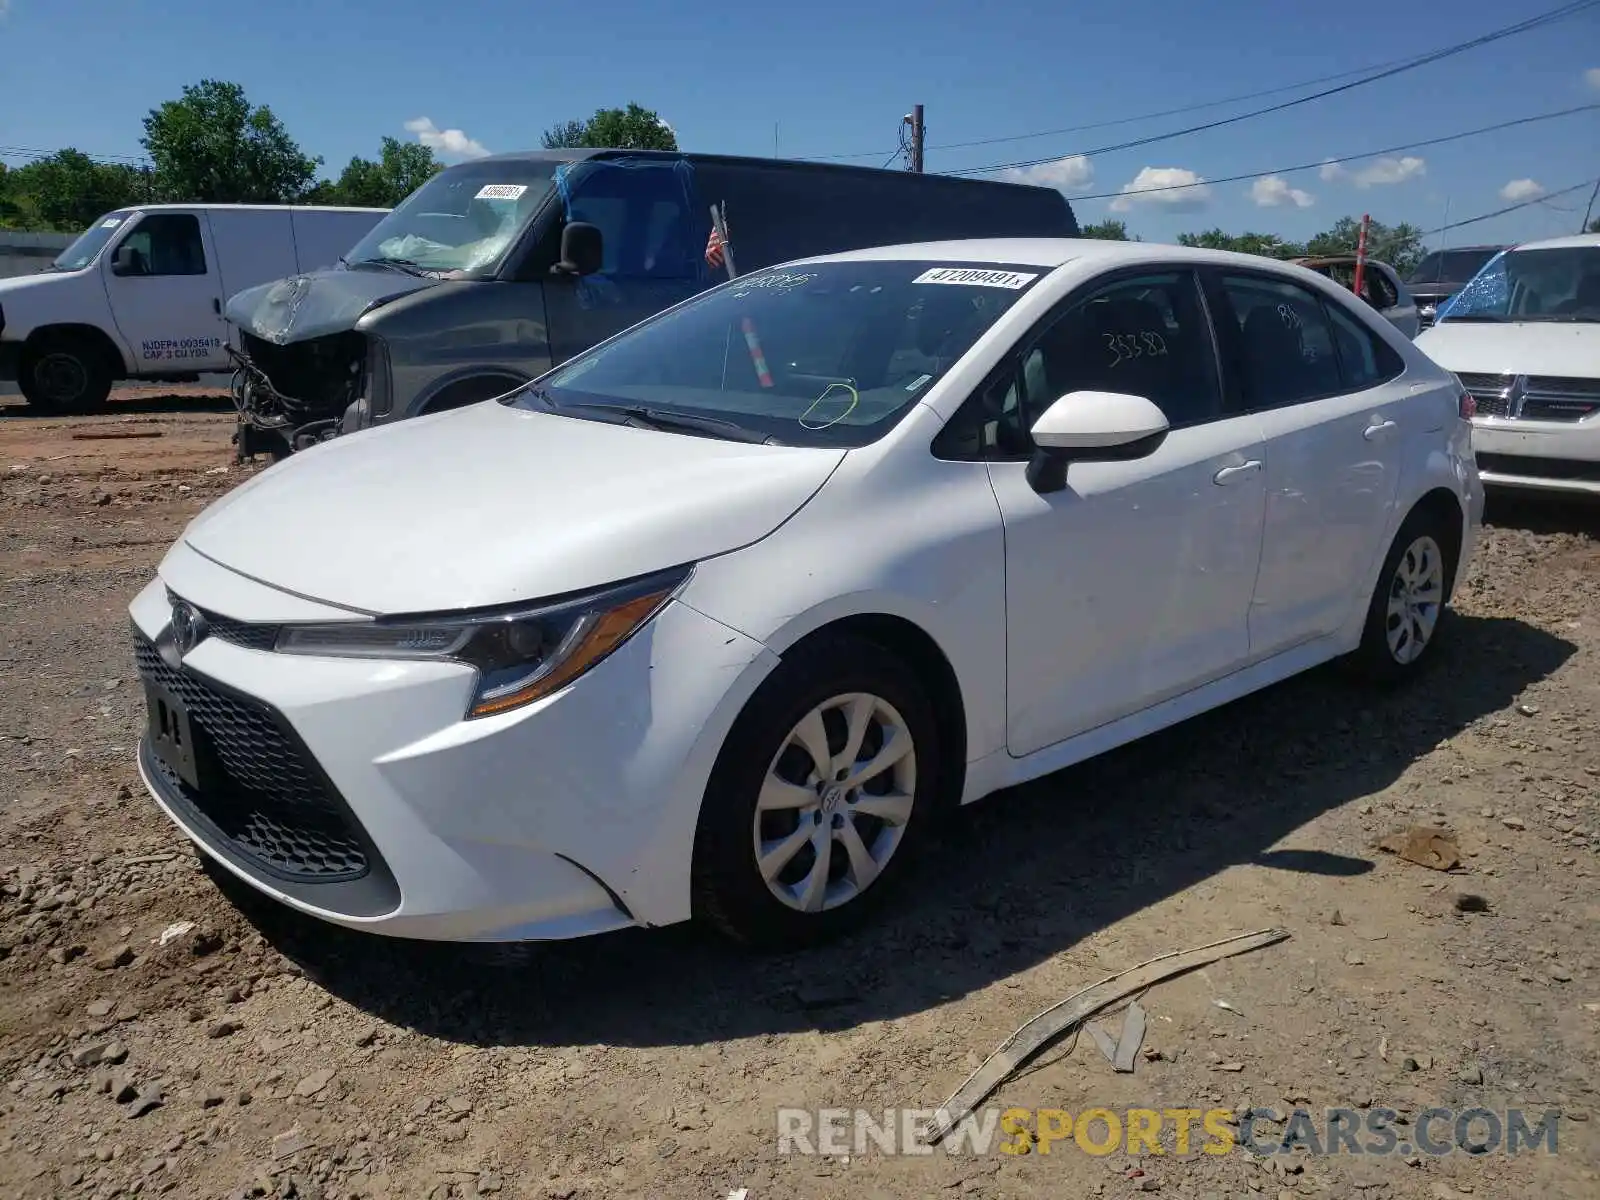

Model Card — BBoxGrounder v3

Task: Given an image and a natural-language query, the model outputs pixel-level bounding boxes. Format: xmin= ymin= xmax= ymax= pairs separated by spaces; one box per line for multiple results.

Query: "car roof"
xmin=787 ymin=238 xmax=1336 ymax=273
xmin=1508 ymin=232 xmax=1600 ymax=252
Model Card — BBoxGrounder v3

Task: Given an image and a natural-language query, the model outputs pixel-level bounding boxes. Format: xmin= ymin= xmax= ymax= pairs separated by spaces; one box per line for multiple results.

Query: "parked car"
xmin=131 ymin=238 xmax=1481 ymax=948
xmin=1406 ymin=245 xmax=1507 ymax=328
xmin=0 ymin=204 xmax=388 ymax=413
xmin=222 ymin=149 xmax=1082 ymax=460
xmin=1416 ymin=233 xmax=1600 ymax=497
xmin=1291 ymin=255 xmax=1420 ymax=338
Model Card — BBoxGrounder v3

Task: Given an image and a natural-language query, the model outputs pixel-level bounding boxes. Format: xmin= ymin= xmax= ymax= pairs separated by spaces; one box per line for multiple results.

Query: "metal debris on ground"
xmin=1375 ymin=826 xmax=1462 ymax=871
xmin=1083 ymin=999 xmax=1147 ymax=1072
xmin=926 ymin=927 xmax=1291 ymax=1143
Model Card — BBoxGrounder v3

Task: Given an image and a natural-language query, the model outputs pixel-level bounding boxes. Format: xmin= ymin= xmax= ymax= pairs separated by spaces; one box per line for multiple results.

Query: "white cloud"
xmin=1586 ymin=67 xmax=1600 ymax=89
xmin=1108 ymin=166 xmax=1211 ymax=212
xmin=1000 ymin=154 xmax=1094 ymax=192
xmin=1352 ymin=155 xmax=1426 ymax=187
xmin=1499 ymin=178 xmax=1545 ymax=203
xmin=0 ymin=1 xmax=11 ymax=16
xmin=1319 ymin=159 xmax=1347 ymax=183
xmin=1250 ymin=175 xmax=1315 ymax=208
xmin=404 ymin=117 xmax=490 ymax=162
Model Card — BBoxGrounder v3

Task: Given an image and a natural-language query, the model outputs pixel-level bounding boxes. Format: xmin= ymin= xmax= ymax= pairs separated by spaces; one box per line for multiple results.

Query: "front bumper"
xmin=128 ymin=564 xmax=779 ymax=941
xmin=1471 ymin=416 xmax=1600 ymax=497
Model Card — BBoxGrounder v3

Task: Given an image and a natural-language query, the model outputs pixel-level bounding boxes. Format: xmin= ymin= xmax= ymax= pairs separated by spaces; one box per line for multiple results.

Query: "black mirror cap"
xmin=1024 ymin=429 xmax=1169 ymax=495
xmin=553 ymin=222 xmax=603 ymax=277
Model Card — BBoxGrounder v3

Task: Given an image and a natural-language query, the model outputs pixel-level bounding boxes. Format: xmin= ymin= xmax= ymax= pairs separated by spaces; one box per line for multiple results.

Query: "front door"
xmin=1206 ymin=270 xmax=1406 ymax=656
xmin=103 ymin=210 xmax=228 ymax=374
xmin=991 ymin=268 xmax=1268 ymax=757
xmin=543 ymin=159 xmax=709 ymax=366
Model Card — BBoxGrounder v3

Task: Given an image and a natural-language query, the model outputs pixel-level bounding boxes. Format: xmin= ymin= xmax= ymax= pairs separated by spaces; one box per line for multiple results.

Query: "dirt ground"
xmin=1 ymin=390 xmax=1597 ymax=1200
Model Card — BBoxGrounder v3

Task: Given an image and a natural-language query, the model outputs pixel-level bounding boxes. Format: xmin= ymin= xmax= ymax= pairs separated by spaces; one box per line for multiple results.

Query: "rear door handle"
xmin=1364 ymin=419 xmax=1398 ymax=440
xmin=1213 ymin=460 xmax=1262 ymax=486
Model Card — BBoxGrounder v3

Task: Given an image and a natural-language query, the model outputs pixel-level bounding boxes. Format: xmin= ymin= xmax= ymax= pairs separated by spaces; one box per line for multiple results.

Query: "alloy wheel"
xmin=1385 ymin=534 xmax=1445 ymax=665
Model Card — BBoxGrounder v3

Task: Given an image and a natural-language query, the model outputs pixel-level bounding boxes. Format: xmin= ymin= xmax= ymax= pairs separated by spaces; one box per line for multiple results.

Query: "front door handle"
xmin=1364 ymin=418 xmax=1398 ymax=441
xmin=1213 ymin=460 xmax=1262 ymax=486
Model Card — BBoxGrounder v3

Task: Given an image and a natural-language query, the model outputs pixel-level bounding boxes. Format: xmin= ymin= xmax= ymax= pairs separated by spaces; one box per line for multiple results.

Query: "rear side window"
xmin=1215 ymin=274 xmax=1342 ymax=409
xmin=1364 ymin=268 xmax=1398 ymax=310
xmin=1323 ymin=297 xmax=1405 ymax=391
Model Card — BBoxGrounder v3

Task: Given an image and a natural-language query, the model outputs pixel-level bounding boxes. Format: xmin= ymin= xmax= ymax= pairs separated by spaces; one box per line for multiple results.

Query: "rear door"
xmin=1205 ymin=268 xmax=1409 ymax=657
xmin=102 ymin=210 xmax=229 ymax=373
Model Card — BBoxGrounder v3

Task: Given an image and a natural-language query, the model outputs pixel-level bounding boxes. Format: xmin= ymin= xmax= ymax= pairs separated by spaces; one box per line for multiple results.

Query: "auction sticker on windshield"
xmin=914 ymin=267 xmax=1038 ymax=289
xmin=475 ymin=184 xmax=528 ymax=201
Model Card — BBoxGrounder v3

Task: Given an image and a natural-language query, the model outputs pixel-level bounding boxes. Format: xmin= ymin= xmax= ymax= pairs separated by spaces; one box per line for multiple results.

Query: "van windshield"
xmin=1437 ymin=245 xmax=1600 ymax=324
xmin=51 ymin=211 xmax=134 ymax=272
xmin=343 ymin=161 xmax=560 ymax=276
xmin=516 ymin=260 xmax=1042 ymax=448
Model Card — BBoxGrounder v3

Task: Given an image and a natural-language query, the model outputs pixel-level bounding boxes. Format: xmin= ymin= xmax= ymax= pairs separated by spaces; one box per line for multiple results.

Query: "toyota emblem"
xmin=170 ymin=600 xmax=207 ymax=655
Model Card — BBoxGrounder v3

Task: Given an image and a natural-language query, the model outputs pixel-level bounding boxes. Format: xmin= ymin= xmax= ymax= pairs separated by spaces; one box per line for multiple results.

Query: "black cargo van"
xmin=224 ymin=149 xmax=1080 ymax=458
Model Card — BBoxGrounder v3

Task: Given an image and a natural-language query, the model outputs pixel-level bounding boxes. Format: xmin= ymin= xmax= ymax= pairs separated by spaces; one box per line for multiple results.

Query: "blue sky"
xmin=2 ymin=0 xmax=1597 ymax=250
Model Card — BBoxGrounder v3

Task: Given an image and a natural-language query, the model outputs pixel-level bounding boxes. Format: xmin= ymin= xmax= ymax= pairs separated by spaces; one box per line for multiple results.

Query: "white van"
xmin=0 ymin=204 xmax=388 ymax=413
xmin=1415 ymin=233 xmax=1600 ymax=497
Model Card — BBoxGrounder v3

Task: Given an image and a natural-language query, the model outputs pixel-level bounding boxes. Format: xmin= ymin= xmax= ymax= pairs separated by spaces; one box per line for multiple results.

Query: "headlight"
xmin=274 ymin=566 xmax=689 ymax=718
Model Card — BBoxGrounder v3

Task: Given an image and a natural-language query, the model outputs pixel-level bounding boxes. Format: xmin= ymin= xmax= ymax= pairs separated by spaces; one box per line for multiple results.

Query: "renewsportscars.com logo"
xmin=776 ymin=1106 xmax=1562 ymax=1158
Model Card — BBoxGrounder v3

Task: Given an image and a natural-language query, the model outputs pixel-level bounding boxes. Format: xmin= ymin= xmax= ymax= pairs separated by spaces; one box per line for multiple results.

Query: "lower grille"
xmin=133 ymin=633 xmax=371 ymax=882
xmin=1476 ymin=454 xmax=1600 ymax=483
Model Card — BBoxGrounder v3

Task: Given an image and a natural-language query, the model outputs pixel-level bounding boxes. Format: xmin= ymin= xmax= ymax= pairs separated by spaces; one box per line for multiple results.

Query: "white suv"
xmin=1416 ymin=233 xmax=1600 ymax=497
xmin=129 ymin=239 xmax=1482 ymax=949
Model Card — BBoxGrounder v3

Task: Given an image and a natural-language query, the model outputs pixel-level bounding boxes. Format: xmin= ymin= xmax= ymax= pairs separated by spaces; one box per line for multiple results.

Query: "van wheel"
xmin=1349 ymin=508 xmax=1457 ymax=685
xmin=692 ymin=634 xmax=941 ymax=950
xmin=19 ymin=337 xmax=113 ymax=414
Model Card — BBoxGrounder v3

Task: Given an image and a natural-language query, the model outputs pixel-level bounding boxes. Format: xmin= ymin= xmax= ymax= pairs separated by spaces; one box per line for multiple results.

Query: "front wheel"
xmin=692 ymin=634 xmax=942 ymax=949
xmin=18 ymin=338 xmax=113 ymax=414
xmin=1349 ymin=509 xmax=1458 ymax=684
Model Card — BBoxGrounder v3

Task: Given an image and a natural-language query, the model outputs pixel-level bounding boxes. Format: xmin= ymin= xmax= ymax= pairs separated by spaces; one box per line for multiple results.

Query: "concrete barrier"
xmin=0 ymin=231 xmax=76 ymax=280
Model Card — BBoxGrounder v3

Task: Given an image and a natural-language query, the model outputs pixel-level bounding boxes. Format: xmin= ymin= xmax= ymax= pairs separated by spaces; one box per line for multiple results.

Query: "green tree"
xmin=325 ymin=137 xmax=441 ymax=207
xmin=1080 ymin=219 xmax=1132 ymax=240
xmin=1 ymin=150 xmax=152 ymax=231
xmin=541 ymin=103 xmax=677 ymax=151
xmin=1305 ymin=216 xmax=1425 ymax=276
xmin=1176 ymin=228 xmax=1303 ymax=258
xmin=1587 ymin=215 xmax=1599 ymax=233
xmin=141 ymin=79 xmax=321 ymax=203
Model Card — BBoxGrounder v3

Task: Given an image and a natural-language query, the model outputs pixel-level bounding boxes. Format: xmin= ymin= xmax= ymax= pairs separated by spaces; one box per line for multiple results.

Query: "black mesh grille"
xmin=165 ymin=590 xmax=281 ymax=651
xmin=1458 ymin=373 xmax=1513 ymax=418
xmin=133 ymin=633 xmax=370 ymax=881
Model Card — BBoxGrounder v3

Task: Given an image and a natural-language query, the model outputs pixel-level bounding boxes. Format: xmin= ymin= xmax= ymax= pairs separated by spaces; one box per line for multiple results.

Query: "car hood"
xmin=178 ymin=401 xmax=845 ymax=615
xmin=225 ymin=265 xmax=438 ymax=345
xmin=1415 ymin=320 xmax=1600 ymax=378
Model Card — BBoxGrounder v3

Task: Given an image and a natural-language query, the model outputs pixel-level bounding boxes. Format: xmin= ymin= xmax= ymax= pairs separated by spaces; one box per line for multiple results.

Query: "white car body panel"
xmin=127 ymin=237 xmax=1481 ymax=941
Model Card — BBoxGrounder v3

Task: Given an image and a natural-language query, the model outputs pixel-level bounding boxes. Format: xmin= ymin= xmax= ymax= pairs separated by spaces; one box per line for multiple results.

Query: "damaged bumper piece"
xmin=228 ymin=331 xmax=381 ymax=461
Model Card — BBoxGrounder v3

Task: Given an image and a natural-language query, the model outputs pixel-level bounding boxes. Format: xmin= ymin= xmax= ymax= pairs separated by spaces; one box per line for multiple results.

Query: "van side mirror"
xmin=1025 ymin=390 xmax=1169 ymax=495
xmin=552 ymin=222 xmax=603 ymax=277
xmin=111 ymin=245 xmax=143 ymax=276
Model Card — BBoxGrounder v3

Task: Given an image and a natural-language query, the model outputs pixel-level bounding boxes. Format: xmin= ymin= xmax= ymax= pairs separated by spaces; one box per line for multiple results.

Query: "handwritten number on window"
xmin=1104 ymin=330 xmax=1168 ymax=369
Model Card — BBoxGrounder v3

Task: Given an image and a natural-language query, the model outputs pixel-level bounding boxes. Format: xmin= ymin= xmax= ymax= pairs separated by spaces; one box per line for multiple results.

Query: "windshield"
xmin=1437 ymin=245 xmax=1600 ymax=324
xmin=1407 ymin=247 xmax=1503 ymax=286
xmin=343 ymin=161 xmax=560 ymax=275
xmin=50 ymin=211 xmax=134 ymax=272
xmin=516 ymin=260 xmax=1042 ymax=448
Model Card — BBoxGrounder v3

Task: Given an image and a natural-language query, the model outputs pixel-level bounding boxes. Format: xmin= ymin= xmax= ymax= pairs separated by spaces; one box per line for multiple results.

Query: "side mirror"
xmin=1025 ymin=390 xmax=1170 ymax=495
xmin=552 ymin=221 xmax=603 ymax=277
xmin=110 ymin=245 xmax=142 ymax=276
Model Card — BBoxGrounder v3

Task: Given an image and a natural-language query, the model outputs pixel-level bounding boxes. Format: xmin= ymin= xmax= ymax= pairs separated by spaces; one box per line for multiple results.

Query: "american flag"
xmin=705 ymin=227 xmax=727 ymax=268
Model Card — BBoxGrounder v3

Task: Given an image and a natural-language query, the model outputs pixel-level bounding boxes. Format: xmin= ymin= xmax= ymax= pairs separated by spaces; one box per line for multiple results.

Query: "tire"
xmin=691 ymin=633 xmax=943 ymax=950
xmin=1348 ymin=507 xmax=1459 ymax=685
xmin=18 ymin=337 xmax=113 ymax=414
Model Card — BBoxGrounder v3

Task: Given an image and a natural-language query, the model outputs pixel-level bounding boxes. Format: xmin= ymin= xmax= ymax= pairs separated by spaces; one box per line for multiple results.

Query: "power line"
xmin=1046 ymin=102 xmax=1600 ymax=202
xmin=806 ymin=0 xmax=1600 ymax=166
xmin=0 ymin=145 xmax=149 ymax=166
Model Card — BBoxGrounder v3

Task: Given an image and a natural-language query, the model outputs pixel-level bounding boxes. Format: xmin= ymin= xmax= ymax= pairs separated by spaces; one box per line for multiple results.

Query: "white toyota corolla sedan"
xmin=130 ymin=239 xmax=1483 ymax=949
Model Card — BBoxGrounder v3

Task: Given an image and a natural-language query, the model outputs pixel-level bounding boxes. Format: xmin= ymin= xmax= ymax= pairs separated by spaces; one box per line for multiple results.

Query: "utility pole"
xmin=903 ymin=105 xmax=924 ymax=173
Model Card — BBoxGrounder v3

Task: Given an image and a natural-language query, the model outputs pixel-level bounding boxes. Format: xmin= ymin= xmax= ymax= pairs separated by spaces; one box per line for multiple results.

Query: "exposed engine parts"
xmin=229 ymin=330 xmax=367 ymax=461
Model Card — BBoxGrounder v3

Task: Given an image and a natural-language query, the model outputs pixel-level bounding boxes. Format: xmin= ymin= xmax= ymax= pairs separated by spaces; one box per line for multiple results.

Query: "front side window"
xmin=518 ymin=260 xmax=1042 ymax=447
xmin=1438 ymin=245 xmax=1600 ymax=324
xmin=116 ymin=213 xmax=206 ymax=276
xmin=558 ymin=159 xmax=698 ymax=281
xmin=1216 ymin=274 xmax=1342 ymax=408
xmin=345 ymin=161 xmax=560 ymax=276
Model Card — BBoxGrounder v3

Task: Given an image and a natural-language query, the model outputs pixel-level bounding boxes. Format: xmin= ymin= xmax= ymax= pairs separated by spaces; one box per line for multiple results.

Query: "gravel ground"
xmin=1 ymin=394 xmax=1597 ymax=1200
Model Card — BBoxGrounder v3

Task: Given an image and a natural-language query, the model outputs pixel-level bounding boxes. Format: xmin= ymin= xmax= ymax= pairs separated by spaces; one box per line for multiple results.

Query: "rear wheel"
xmin=18 ymin=337 xmax=113 ymax=414
xmin=692 ymin=634 xmax=942 ymax=949
xmin=1349 ymin=508 xmax=1458 ymax=684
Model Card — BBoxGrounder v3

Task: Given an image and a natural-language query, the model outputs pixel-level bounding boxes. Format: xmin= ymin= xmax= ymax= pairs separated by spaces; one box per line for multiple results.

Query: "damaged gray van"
xmin=224 ymin=148 xmax=1080 ymax=458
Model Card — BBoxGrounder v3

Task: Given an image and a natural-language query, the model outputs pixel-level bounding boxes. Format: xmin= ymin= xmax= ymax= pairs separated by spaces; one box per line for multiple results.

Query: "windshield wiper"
xmin=350 ymin=256 xmax=432 ymax=277
xmin=525 ymin=392 xmax=778 ymax=443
